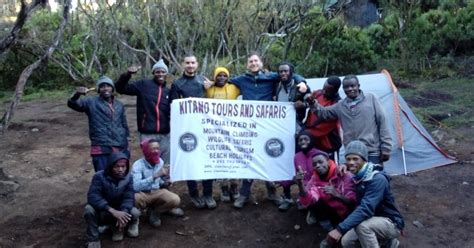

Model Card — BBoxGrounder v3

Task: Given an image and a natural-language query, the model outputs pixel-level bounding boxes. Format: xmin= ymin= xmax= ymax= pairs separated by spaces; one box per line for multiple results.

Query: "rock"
xmin=462 ymin=181 xmax=469 ymax=185
xmin=0 ymin=180 xmax=20 ymax=195
xmin=294 ymin=224 xmax=301 ymax=230
xmin=31 ymin=128 xmax=39 ymax=132
xmin=285 ymin=235 xmax=291 ymax=239
xmin=413 ymin=220 xmax=424 ymax=228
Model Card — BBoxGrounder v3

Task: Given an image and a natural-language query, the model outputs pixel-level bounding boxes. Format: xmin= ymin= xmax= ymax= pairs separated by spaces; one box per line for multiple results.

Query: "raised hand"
xmin=128 ymin=65 xmax=141 ymax=74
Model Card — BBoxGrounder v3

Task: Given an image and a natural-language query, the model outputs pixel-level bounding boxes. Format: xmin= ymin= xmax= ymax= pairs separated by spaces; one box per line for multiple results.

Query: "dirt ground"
xmin=0 ymin=96 xmax=473 ymax=248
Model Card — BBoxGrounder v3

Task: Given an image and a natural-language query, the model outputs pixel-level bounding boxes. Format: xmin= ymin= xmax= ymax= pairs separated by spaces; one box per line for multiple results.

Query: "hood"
xmin=105 ymin=152 xmax=130 ymax=177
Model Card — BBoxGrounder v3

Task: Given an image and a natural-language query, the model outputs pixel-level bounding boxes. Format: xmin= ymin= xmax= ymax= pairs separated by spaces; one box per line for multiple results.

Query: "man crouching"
xmin=84 ymin=152 xmax=140 ymax=248
xmin=328 ymin=140 xmax=404 ymax=247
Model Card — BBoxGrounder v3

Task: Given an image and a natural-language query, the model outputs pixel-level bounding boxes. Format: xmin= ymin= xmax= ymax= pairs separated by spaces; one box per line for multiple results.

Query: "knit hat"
xmin=345 ymin=140 xmax=368 ymax=162
xmin=96 ymin=76 xmax=114 ymax=92
xmin=213 ymin=67 xmax=230 ymax=81
xmin=312 ymin=150 xmax=329 ymax=159
xmin=152 ymin=59 xmax=168 ymax=74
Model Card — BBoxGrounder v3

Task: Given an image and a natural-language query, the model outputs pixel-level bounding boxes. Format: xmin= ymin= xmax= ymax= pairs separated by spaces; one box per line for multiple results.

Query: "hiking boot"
xmin=168 ymin=207 xmax=184 ymax=217
xmin=204 ymin=195 xmax=217 ymax=209
xmin=220 ymin=186 xmax=231 ymax=202
xmin=306 ymin=211 xmax=318 ymax=226
xmin=267 ymin=193 xmax=284 ymax=206
xmin=190 ymin=196 xmax=205 ymax=209
xmin=98 ymin=225 xmax=109 ymax=234
xmin=126 ymin=218 xmax=139 ymax=238
xmin=111 ymin=228 xmax=124 ymax=242
xmin=385 ymin=238 xmax=400 ymax=248
xmin=148 ymin=209 xmax=161 ymax=228
xmin=233 ymin=195 xmax=249 ymax=209
xmin=87 ymin=241 xmax=101 ymax=248
xmin=278 ymin=198 xmax=294 ymax=211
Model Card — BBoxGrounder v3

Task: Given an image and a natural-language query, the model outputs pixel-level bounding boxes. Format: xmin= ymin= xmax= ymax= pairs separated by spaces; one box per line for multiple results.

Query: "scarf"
xmin=352 ymin=162 xmax=374 ymax=184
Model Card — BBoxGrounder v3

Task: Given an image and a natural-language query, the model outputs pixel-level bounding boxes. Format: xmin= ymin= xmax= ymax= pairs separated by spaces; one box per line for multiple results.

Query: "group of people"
xmin=68 ymin=52 xmax=404 ymax=248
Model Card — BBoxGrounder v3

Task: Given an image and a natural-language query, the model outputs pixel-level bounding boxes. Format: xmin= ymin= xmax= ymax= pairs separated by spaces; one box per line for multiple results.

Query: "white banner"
xmin=170 ymin=98 xmax=296 ymax=182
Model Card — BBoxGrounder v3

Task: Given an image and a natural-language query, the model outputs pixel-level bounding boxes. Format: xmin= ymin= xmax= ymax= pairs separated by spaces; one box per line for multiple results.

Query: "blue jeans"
xmin=187 ymin=180 xmax=213 ymax=197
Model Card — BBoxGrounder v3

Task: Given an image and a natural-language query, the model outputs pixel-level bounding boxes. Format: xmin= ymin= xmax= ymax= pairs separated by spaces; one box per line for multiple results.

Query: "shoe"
xmin=267 ymin=193 xmax=284 ymax=206
xmin=126 ymin=218 xmax=139 ymax=238
xmin=233 ymin=195 xmax=249 ymax=209
xmin=111 ymin=229 xmax=124 ymax=242
xmin=319 ymin=239 xmax=330 ymax=248
xmin=87 ymin=241 xmax=101 ymax=248
xmin=168 ymin=207 xmax=184 ymax=217
xmin=385 ymin=238 xmax=400 ymax=248
xmin=278 ymin=198 xmax=293 ymax=211
xmin=220 ymin=187 xmax=231 ymax=202
xmin=229 ymin=184 xmax=240 ymax=201
xmin=148 ymin=209 xmax=161 ymax=228
xmin=306 ymin=211 xmax=318 ymax=226
xmin=190 ymin=196 xmax=205 ymax=209
xmin=204 ymin=195 xmax=217 ymax=209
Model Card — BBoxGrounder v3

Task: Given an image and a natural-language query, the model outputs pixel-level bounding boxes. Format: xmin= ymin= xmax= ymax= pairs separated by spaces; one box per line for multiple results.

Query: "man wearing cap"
xmin=328 ymin=140 xmax=404 ymax=248
xmin=307 ymin=75 xmax=391 ymax=167
xmin=205 ymin=66 xmax=241 ymax=203
xmin=68 ymin=76 xmax=130 ymax=172
xmin=115 ymin=59 xmax=172 ymax=164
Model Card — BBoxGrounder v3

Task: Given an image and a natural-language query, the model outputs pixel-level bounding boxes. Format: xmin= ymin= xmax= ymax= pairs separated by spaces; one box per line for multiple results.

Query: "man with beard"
xmin=274 ymin=62 xmax=311 ymax=132
xmin=205 ymin=66 xmax=241 ymax=202
xmin=303 ymin=76 xmax=342 ymax=160
xmin=84 ymin=152 xmax=140 ymax=248
xmin=68 ymin=76 xmax=130 ymax=172
xmin=170 ymin=54 xmax=216 ymax=209
xmin=115 ymin=59 xmax=172 ymax=164
xmin=307 ymin=75 xmax=392 ymax=168
xmin=132 ymin=139 xmax=184 ymax=228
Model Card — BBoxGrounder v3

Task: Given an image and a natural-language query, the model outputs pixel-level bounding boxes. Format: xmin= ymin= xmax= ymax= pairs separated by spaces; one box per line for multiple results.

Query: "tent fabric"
xmin=305 ymin=70 xmax=457 ymax=175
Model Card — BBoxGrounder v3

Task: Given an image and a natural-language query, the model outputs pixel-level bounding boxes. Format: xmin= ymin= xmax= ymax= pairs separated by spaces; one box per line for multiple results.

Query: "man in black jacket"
xmin=170 ymin=54 xmax=216 ymax=210
xmin=68 ymin=76 xmax=130 ymax=172
xmin=84 ymin=152 xmax=140 ymax=248
xmin=115 ymin=59 xmax=172 ymax=163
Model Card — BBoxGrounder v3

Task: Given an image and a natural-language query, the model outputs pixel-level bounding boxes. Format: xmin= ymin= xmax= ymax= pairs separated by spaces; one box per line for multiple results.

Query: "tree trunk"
xmin=0 ymin=0 xmax=71 ymax=133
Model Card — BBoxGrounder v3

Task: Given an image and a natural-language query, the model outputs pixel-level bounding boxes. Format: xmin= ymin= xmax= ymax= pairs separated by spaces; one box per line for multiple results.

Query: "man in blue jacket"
xmin=327 ymin=141 xmax=404 ymax=248
xmin=230 ymin=52 xmax=309 ymax=209
xmin=84 ymin=152 xmax=140 ymax=248
xmin=68 ymin=76 xmax=130 ymax=172
xmin=115 ymin=59 xmax=172 ymax=164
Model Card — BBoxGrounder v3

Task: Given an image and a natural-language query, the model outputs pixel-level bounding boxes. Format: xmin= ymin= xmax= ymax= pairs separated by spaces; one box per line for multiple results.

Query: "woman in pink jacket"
xmin=296 ymin=150 xmax=356 ymax=245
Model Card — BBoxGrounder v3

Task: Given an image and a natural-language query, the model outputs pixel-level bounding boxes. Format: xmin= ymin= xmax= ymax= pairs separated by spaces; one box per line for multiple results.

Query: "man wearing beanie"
xmin=170 ymin=54 xmax=216 ymax=210
xmin=303 ymin=76 xmax=342 ymax=160
xmin=328 ymin=140 xmax=404 ymax=248
xmin=115 ymin=59 xmax=172 ymax=164
xmin=308 ymin=75 xmax=391 ymax=167
xmin=205 ymin=66 xmax=241 ymax=203
xmin=68 ymin=76 xmax=130 ymax=172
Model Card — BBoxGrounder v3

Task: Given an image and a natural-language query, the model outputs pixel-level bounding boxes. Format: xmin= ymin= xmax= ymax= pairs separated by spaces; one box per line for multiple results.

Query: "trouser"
xmin=83 ymin=204 xmax=140 ymax=242
xmin=139 ymin=133 xmax=170 ymax=164
xmin=187 ymin=180 xmax=213 ymax=197
xmin=341 ymin=216 xmax=401 ymax=248
xmin=91 ymin=149 xmax=130 ymax=172
xmin=239 ymin=179 xmax=278 ymax=198
xmin=308 ymin=201 xmax=345 ymax=231
xmin=135 ymin=189 xmax=180 ymax=213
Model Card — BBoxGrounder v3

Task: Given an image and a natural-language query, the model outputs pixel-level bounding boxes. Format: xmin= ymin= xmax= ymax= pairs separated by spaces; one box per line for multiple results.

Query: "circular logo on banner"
xmin=179 ymin=133 xmax=197 ymax=152
xmin=265 ymin=138 xmax=284 ymax=157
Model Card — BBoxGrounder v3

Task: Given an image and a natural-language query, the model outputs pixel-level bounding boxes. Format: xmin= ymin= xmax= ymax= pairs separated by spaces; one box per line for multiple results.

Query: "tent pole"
xmin=334 ymin=150 xmax=339 ymax=165
xmin=402 ymin=146 xmax=408 ymax=175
